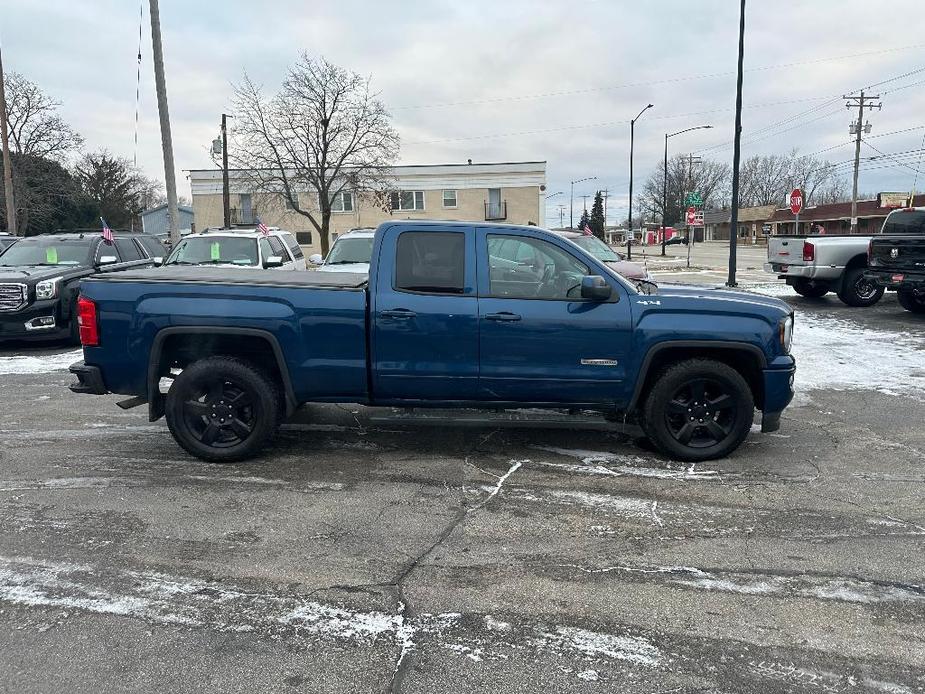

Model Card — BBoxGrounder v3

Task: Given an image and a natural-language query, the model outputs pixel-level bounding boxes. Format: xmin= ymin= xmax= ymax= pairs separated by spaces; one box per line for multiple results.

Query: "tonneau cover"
xmin=90 ymin=266 xmax=369 ymax=289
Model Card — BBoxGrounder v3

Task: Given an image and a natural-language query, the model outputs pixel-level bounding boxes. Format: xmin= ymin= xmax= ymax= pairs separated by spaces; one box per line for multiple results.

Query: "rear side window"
xmin=114 ymin=238 xmax=142 ymax=261
xmin=882 ymin=210 xmax=925 ymax=235
xmin=137 ymin=235 xmax=166 ymax=258
xmin=282 ymin=233 xmax=304 ymax=259
xmin=395 ymin=232 xmax=465 ymax=294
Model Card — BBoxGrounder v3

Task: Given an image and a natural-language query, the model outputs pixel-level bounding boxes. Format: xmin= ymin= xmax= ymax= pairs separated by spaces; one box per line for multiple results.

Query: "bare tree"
xmin=73 ymin=149 xmax=163 ymax=229
xmin=737 ymin=150 xmax=848 ymax=208
xmin=3 ymin=72 xmax=83 ymax=160
xmin=230 ymin=54 xmax=400 ymax=255
xmin=639 ymin=155 xmax=730 ymax=226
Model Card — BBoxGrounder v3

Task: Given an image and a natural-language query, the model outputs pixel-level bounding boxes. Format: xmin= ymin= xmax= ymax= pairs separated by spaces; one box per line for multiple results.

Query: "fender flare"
xmin=626 ymin=340 xmax=768 ymax=412
xmin=146 ymin=326 xmax=298 ymax=421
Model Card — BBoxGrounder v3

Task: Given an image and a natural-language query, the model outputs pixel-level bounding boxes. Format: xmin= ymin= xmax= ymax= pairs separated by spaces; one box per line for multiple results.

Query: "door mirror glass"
xmin=264 ymin=255 xmax=284 ymax=269
xmin=580 ymin=275 xmax=612 ymax=301
xmin=308 ymin=253 xmax=324 ymax=265
xmin=98 ymin=255 xmax=118 ymax=266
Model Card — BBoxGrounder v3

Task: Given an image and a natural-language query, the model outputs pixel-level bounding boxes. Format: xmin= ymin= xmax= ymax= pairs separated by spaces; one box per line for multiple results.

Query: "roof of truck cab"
xmin=92 ymin=266 xmax=368 ymax=289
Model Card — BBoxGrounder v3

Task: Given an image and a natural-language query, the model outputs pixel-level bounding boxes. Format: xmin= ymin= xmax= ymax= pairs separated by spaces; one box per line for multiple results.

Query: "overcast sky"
xmin=2 ymin=0 xmax=924 ymax=226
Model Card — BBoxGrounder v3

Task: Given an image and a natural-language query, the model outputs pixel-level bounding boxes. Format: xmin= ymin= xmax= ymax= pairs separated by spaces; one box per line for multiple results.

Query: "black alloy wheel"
xmin=182 ymin=380 xmax=256 ymax=448
xmin=838 ymin=267 xmax=884 ymax=307
xmin=663 ymin=378 xmax=736 ymax=449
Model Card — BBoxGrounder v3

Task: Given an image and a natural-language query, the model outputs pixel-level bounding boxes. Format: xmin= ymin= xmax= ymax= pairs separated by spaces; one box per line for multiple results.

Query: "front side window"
xmin=395 ymin=232 xmax=465 ymax=294
xmin=442 ymin=190 xmax=457 ymax=208
xmin=165 ymin=237 xmax=259 ymax=266
xmin=487 ymin=234 xmax=590 ymax=300
xmin=0 ymin=239 xmax=92 ymax=267
xmin=390 ymin=191 xmax=425 ymax=211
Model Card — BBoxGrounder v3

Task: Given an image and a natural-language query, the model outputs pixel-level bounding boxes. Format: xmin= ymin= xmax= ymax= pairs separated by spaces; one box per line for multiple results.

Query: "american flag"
xmin=582 ymin=223 xmax=593 ymax=236
xmin=100 ymin=217 xmax=114 ymax=243
xmin=255 ymin=216 xmax=270 ymax=236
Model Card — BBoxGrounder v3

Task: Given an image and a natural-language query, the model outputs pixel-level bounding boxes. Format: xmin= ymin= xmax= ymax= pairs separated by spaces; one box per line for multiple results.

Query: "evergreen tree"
xmin=577 ymin=209 xmax=590 ymax=231
xmin=590 ymin=191 xmax=605 ymax=239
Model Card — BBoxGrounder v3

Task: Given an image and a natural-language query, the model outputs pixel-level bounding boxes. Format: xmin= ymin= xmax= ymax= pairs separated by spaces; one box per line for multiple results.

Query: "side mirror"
xmin=98 ymin=255 xmax=118 ymax=266
xmin=264 ymin=255 xmax=284 ymax=269
xmin=580 ymin=275 xmax=612 ymax=301
xmin=152 ymin=256 xmax=163 ymax=267
xmin=308 ymin=253 xmax=323 ymax=265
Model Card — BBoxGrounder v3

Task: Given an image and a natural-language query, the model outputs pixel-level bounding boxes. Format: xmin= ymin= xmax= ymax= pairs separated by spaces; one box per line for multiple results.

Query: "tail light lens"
xmin=77 ymin=296 xmax=99 ymax=346
xmin=802 ymin=241 xmax=815 ymax=262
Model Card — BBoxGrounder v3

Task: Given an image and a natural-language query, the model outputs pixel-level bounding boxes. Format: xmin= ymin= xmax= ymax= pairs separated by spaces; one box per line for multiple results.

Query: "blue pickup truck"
xmin=70 ymin=221 xmax=795 ymax=462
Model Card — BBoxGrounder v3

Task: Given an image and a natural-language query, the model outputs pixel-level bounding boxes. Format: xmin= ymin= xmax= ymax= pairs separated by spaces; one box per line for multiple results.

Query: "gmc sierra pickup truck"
xmin=866 ymin=207 xmax=925 ymax=313
xmin=765 ymin=233 xmax=883 ymax=306
xmin=70 ymin=221 xmax=796 ymax=462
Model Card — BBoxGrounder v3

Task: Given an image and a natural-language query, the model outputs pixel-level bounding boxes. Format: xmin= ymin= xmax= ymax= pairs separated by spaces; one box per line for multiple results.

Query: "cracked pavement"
xmin=0 ymin=290 xmax=924 ymax=692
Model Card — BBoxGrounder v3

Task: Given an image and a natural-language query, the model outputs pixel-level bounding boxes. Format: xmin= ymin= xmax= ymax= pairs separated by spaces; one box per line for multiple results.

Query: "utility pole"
xmin=149 ymin=0 xmax=180 ymax=245
xmin=581 ymin=194 xmax=589 ymax=213
xmin=557 ymin=204 xmax=566 ymax=227
xmin=844 ymin=90 xmax=881 ymax=233
xmin=221 ymin=113 xmax=232 ymax=228
xmin=726 ymin=0 xmax=746 ymax=287
xmin=0 ymin=45 xmax=16 ymax=235
xmin=601 ymin=188 xmax=609 ymax=224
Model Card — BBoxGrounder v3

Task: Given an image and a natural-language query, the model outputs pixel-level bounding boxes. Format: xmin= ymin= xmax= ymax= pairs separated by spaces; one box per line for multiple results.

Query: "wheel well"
xmin=845 ymin=253 xmax=868 ymax=271
xmin=150 ymin=331 xmax=292 ymax=414
xmin=633 ymin=346 xmax=765 ymax=411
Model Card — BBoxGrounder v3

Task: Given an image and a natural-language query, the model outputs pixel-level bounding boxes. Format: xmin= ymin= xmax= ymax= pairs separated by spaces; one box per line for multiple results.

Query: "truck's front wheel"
xmin=642 ymin=359 xmax=753 ymax=462
xmin=838 ymin=267 xmax=884 ymax=307
xmin=165 ymin=356 xmax=279 ymax=463
xmin=897 ymin=288 xmax=925 ymax=313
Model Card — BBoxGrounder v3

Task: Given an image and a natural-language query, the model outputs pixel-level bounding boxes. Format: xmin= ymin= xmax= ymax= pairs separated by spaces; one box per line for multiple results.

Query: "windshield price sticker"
xmin=210 ymin=242 xmax=221 ymax=261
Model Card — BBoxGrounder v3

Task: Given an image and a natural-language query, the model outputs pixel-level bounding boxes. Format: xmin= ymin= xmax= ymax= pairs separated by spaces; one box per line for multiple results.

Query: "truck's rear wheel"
xmin=837 ymin=267 xmax=884 ymax=307
xmin=642 ymin=359 xmax=753 ymax=462
xmin=792 ymin=279 xmax=829 ymax=298
xmin=897 ymin=288 xmax=925 ymax=313
xmin=165 ymin=356 xmax=279 ymax=462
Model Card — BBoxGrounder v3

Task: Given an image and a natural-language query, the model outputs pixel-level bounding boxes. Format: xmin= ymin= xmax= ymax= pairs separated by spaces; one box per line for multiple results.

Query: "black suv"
xmin=0 ymin=232 xmax=166 ymax=342
xmin=867 ymin=208 xmax=925 ymax=314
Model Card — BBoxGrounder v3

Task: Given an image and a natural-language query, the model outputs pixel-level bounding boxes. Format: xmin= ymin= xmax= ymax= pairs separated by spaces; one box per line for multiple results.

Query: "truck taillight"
xmin=77 ymin=296 xmax=99 ymax=346
xmin=802 ymin=241 xmax=815 ymax=262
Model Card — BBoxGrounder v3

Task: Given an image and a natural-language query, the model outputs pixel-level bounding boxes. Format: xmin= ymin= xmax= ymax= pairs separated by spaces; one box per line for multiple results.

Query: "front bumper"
xmin=0 ymin=299 xmax=69 ymax=342
xmin=761 ymin=358 xmax=796 ymax=433
xmin=69 ymin=360 xmax=108 ymax=395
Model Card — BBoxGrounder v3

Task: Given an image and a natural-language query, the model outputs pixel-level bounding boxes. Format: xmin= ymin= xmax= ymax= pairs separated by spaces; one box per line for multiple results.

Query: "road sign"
xmin=692 ymin=210 xmax=704 ymax=227
xmin=789 ymin=188 xmax=804 ymax=215
xmin=685 ymin=192 xmax=703 ymax=207
xmin=686 ymin=207 xmax=696 ymax=225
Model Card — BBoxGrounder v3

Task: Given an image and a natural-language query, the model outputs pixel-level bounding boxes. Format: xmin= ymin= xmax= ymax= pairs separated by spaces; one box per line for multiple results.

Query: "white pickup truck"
xmin=765 ymin=233 xmax=884 ymax=306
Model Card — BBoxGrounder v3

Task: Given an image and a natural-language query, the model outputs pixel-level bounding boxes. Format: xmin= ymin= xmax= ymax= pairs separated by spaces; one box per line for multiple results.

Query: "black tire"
xmin=897 ymin=288 xmax=925 ymax=313
xmin=165 ymin=356 xmax=279 ymax=463
xmin=792 ymin=279 xmax=829 ymax=298
xmin=642 ymin=358 xmax=754 ymax=462
xmin=837 ymin=267 xmax=884 ymax=307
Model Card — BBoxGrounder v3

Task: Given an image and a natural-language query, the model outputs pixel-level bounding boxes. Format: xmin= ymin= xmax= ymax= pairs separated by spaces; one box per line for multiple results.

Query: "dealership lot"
xmin=0 ymin=284 xmax=923 ymax=693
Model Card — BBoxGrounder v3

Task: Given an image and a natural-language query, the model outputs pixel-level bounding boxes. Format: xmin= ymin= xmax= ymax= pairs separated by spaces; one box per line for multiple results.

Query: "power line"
xmin=391 ymin=44 xmax=925 ymax=111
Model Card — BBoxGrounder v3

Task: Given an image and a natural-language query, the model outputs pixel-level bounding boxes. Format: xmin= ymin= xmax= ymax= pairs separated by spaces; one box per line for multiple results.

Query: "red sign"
xmin=686 ymin=206 xmax=696 ymax=225
xmin=789 ymin=188 xmax=804 ymax=215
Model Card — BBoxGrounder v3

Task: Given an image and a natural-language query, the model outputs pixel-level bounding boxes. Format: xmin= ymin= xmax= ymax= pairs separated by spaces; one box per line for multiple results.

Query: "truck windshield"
xmin=882 ymin=210 xmax=925 ymax=235
xmin=326 ymin=237 xmax=374 ymax=265
xmin=166 ymin=237 xmax=259 ymax=266
xmin=570 ymin=234 xmax=622 ymax=262
xmin=0 ymin=238 xmax=91 ymax=267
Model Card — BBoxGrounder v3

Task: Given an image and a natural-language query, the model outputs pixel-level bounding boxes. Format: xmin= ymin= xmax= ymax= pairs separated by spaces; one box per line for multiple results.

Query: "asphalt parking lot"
xmin=0 ymin=279 xmax=923 ymax=693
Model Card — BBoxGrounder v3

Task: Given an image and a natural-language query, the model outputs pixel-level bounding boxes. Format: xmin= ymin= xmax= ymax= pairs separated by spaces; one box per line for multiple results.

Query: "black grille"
xmin=0 ymin=284 xmax=26 ymax=312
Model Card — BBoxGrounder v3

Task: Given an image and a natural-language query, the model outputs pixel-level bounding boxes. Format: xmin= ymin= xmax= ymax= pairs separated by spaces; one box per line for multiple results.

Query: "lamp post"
xmin=726 ymin=0 xmax=747 ymax=287
xmin=570 ymin=176 xmax=596 ymax=228
xmin=627 ymin=103 xmax=653 ymax=260
xmin=661 ymin=125 xmax=713 ymax=256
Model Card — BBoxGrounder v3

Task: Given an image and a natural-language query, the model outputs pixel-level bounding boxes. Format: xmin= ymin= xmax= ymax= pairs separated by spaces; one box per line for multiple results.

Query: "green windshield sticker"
xmin=210 ymin=241 xmax=220 ymax=261
xmin=46 ymin=247 xmax=58 ymax=264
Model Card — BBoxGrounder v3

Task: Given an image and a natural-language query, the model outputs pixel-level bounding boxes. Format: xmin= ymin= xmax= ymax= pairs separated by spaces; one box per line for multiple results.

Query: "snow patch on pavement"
xmin=532 ymin=446 xmax=720 ymax=480
xmin=534 ymin=625 xmax=660 ymax=667
xmin=0 ymin=350 xmax=83 ymax=376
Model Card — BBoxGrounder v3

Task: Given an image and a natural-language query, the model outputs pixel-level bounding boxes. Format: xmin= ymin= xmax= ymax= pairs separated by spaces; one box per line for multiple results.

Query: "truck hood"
xmin=654 ymin=283 xmax=792 ymax=316
xmin=0 ymin=265 xmax=82 ymax=283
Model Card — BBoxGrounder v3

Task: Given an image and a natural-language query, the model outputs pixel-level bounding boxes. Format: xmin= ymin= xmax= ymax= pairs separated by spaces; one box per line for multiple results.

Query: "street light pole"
xmin=726 ymin=0 xmax=747 ymax=287
xmin=569 ymin=176 xmax=596 ymax=229
xmin=660 ymin=125 xmax=713 ymax=256
xmin=0 ymin=44 xmax=16 ymax=235
xmin=627 ymin=103 xmax=653 ymax=260
xmin=221 ymin=113 xmax=232 ymax=229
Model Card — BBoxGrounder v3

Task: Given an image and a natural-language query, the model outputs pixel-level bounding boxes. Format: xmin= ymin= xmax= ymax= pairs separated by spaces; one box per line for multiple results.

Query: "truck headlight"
xmin=779 ymin=315 xmax=794 ymax=354
xmin=35 ymin=278 xmax=59 ymax=300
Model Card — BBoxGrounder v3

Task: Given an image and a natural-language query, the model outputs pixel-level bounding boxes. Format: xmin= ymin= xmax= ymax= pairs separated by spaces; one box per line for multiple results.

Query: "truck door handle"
xmin=381 ymin=308 xmax=417 ymax=319
xmin=485 ymin=312 xmax=522 ymax=322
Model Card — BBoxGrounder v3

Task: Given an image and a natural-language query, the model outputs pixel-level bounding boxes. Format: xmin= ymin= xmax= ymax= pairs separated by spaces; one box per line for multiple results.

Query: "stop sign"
xmin=789 ymin=188 xmax=804 ymax=215
xmin=686 ymin=206 xmax=696 ymax=225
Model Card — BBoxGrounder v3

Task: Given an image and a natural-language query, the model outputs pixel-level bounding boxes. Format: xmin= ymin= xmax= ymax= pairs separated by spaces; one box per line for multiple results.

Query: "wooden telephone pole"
xmin=844 ymin=91 xmax=881 ymax=233
xmin=149 ymin=0 xmax=180 ymax=245
xmin=0 ymin=45 xmax=16 ymax=235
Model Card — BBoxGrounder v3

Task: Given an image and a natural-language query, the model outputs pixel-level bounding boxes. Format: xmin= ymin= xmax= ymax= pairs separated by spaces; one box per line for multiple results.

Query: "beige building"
xmin=188 ymin=161 xmax=547 ymax=255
